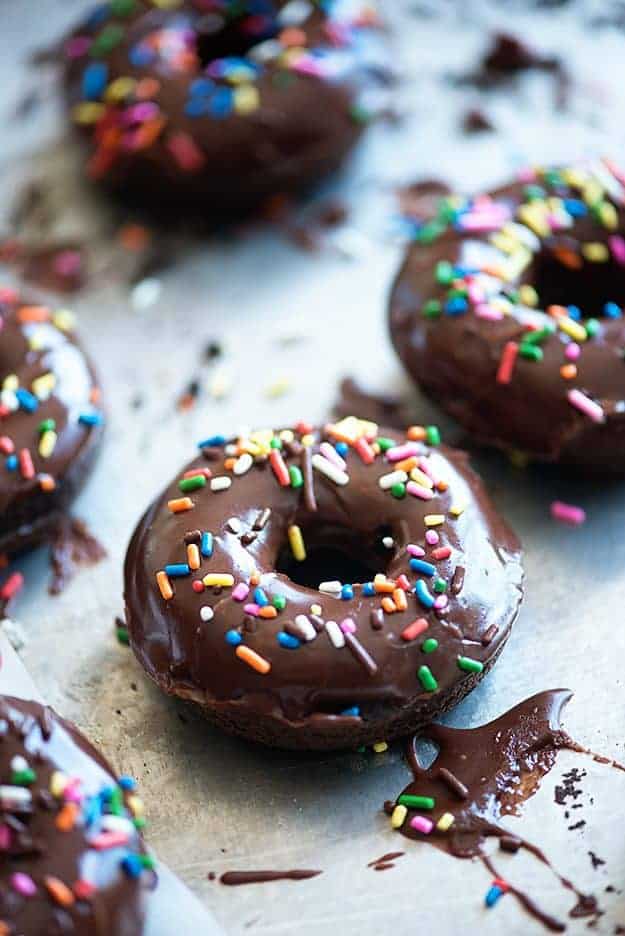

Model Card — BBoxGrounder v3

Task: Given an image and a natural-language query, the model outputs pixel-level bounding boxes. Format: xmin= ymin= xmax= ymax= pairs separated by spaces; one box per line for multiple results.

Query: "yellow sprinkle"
xmin=582 ymin=179 xmax=603 ymax=206
xmin=301 ymin=434 xmax=315 ymax=447
xmin=502 ymin=247 xmax=532 ymax=281
xmin=127 ymin=794 xmax=144 ymax=818
xmin=39 ymin=430 xmax=57 ymax=459
xmin=156 ymin=571 xmax=173 ymax=601
xmin=437 ymin=812 xmax=455 ymax=832
xmin=597 ymin=201 xmax=618 ymax=230
xmin=105 ymin=76 xmax=137 ymax=102
xmin=391 ymin=804 xmax=407 ymax=829
xmin=288 ymin=524 xmax=306 ymax=562
xmin=489 ymin=231 xmax=519 ymax=255
xmin=582 ymin=242 xmax=609 ymax=262
xmin=310 ymin=603 xmax=322 ymax=616
xmin=517 ymin=203 xmax=551 ymax=238
xmin=558 ymin=316 xmax=587 ymax=342
xmin=265 ymin=377 xmax=291 ymax=399
xmin=202 ymin=573 xmax=234 ymax=588
xmin=32 ymin=373 xmax=56 ymax=399
xmin=72 ymin=102 xmax=105 ymax=124
xmin=28 ymin=332 xmax=45 ymax=351
xmin=52 ymin=309 xmax=75 ymax=331
xmin=409 ymin=468 xmax=433 ymax=489
xmin=279 ymin=430 xmax=295 ymax=443
xmin=2 ymin=374 xmax=18 ymax=391
xmin=234 ymin=84 xmax=260 ymax=113
xmin=519 ymin=284 xmax=539 ymax=307
xmin=449 ymin=503 xmax=466 ymax=518
xmin=151 ymin=0 xmax=183 ymax=7
xmin=49 ymin=771 xmax=67 ymax=798
xmin=187 ymin=543 xmax=200 ymax=571
xmin=424 ymin=514 xmax=445 ymax=527
xmin=372 ymin=741 xmax=388 ymax=753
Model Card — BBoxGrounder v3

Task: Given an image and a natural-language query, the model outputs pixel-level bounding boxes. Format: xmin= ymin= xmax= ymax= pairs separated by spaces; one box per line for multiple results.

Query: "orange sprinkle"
xmin=381 ymin=596 xmax=397 ymax=614
xmin=167 ymin=497 xmax=193 ymax=513
xmin=39 ymin=474 xmax=56 ymax=492
xmin=560 ymin=363 xmax=577 ymax=379
xmin=56 ymin=802 xmax=79 ymax=832
xmin=395 ymin=456 xmax=418 ymax=473
xmin=280 ymin=27 xmax=307 ymax=46
xmin=436 ymin=480 xmax=448 ymax=492
xmin=0 ymin=922 xmax=11 ymax=936
xmin=45 ymin=876 xmax=74 ymax=908
xmin=133 ymin=117 xmax=166 ymax=150
xmin=187 ymin=543 xmax=200 ymax=571
xmin=250 ymin=570 xmax=261 ymax=586
xmin=223 ymin=457 xmax=236 ymax=471
xmin=407 ymin=426 xmax=426 ymax=441
xmin=553 ymin=246 xmax=582 ymax=270
xmin=235 ymin=645 xmax=271 ymax=674
xmin=259 ymin=605 xmax=278 ymax=619
xmin=393 ymin=588 xmax=408 ymax=612
xmin=135 ymin=77 xmax=161 ymax=100
xmin=374 ymin=574 xmax=395 ymax=594
xmin=156 ymin=571 xmax=173 ymax=601
xmin=547 ymin=304 xmax=568 ymax=319
xmin=17 ymin=305 xmax=50 ymax=322
xmin=89 ymin=386 xmax=102 ymax=404
xmin=118 ymin=223 xmax=151 ymax=251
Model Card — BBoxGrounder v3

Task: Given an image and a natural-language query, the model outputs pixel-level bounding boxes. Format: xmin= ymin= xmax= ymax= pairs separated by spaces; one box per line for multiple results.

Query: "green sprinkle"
xmin=416 ymin=220 xmax=446 ymax=244
xmin=110 ymin=786 xmax=124 ymax=817
xmin=350 ymin=104 xmax=371 ymax=124
xmin=418 ymin=665 xmax=438 ymax=692
xmin=179 ymin=475 xmax=206 ymax=493
xmin=111 ymin=0 xmax=136 ymax=14
xmin=116 ymin=626 xmax=129 ymax=646
xmin=270 ymin=437 xmax=282 ymax=449
xmin=12 ymin=769 xmax=36 ymax=786
xmin=523 ymin=184 xmax=546 ymax=201
xmin=522 ymin=325 xmax=555 ymax=345
xmin=422 ymin=299 xmax=441 ymax=318
xmin=457 ymin=656 xmax=484 ymax=674
xmin=585 ymin=318 xmax=600 ymax=337
xmin=133 ymin=816 xmax=147 ymax=830
xmin=377 ymin=437 xmax=396 ymax=452
xmin=422 ymin=638 xmax=438 ymax=654
xmin=289 ymin=465 xmax=303 ymax=489
xmin=38 ymin=418 xmax=56 ymax=434
xmin=91 ymin=24 xmax=125 ymax=55
xmin=398 ymin=794 xmax=435 ymax=809
xmin=425 ymin=426 xmax=441 ymax=446
xmin=435 ymin=261 xmax=455 ymax=285
xmin=391 ymin=482 xmax=406 ymax=499
xmin=139 ymin=854 xmax=156 ymax=869
xmin=433 ymin=577 xmax=447 ymax=594
xmin=272 ymin=595 xmax=287 ymax=611
xmin=519 ymin=344 xmax=543 ymax=362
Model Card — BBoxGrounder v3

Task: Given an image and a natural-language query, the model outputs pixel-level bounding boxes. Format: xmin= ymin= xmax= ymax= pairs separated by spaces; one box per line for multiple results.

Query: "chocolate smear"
xmin=220 ymin=870 xmax=322 ymax=886
xmin=49 ymin=517 xmax=107 ymax=595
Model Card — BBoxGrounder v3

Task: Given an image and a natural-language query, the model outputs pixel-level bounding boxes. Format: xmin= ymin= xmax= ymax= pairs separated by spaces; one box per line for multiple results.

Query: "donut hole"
xmin=276 ymin=523 xmax=396 ymax=590
xmin=195 ymin=12 xmax=279 ymax=67
xmin=531 ymin=240 xmax=625 ymax=316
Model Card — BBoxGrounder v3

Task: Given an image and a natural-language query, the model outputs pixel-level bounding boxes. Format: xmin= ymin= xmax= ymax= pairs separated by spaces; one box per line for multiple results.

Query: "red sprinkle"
xmin=269 ymin=449 xmax=290 ymax=487
xmin=355 ymin=436 xmax=375 ymax=464
xmin=400 ymin=618 xmax=429 ymax=642
xmin=19 ymin=449 xmax=35 ymax=480
xmin=496 ymin=341 xmax=518 ymax=385
xmin=192 ymin=580 xmax=205 ymax=593
xmin=0 ymin=437 xmax=14 ymax=455
xmin=432 ymin=546 xmax=452 ymax=560
xmin=0 ymin=572 xmax=24 ymax=602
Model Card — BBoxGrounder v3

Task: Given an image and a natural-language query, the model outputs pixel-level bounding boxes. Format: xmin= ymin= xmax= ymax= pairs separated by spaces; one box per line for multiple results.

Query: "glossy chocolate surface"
xmin=390 ymin=163 xmax=625 ymax=470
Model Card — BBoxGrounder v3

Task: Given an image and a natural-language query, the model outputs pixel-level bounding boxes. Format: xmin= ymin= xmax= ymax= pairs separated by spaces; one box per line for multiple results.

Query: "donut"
xmin=0 ymin=694 xmax=150 ymax=935
xmin=62 ymin=0 xmax=385 ymax=214
xmin=124 ymin=416 xmax=523 ymax=751
xmin=389 ymin=161 xmax=625 ymax=472
xmin=0 ymin=287 xmax=104 ymax=556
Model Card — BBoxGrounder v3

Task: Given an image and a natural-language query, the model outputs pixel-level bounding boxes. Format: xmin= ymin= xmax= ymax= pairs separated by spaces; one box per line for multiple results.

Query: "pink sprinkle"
xmin=123 ymin=102 xmax=160 ymax=126
xmin=609 ymin=234 xmax=625 ymax=265
xmin=418 ymin=457 xmax=440 ymax=486
xmin=0 ymin=288 xmax=18 ymax=304
xmin=90 ymin=831 xmax=129 ymax=851
xmin=434 ymin=595 xmax=448 ymax=611
xmin=407 ymin=544 xmax=425 ymax=558
xmin=551 ymin=501 xmax=586 ymax=526
xmin=340 ymin=618 xmax=356 ymax=635
xmin=10 ymin=872 xmax=36 ymax=897
xmin=243 ymin=603 xmax=260 ymax=617
xmin=517 ymin=166 xmax=537 ymax=183
xmin=468 ymin=283 xmax=485 ymax=304
xmin=386 ymin=442 xmax=420 ymax=463
xmin=232 ymin=583 xmax=250 ymax=602
xmin=565 ymin=342 xmax=580 ymax=361
xmin=406 ymin=481 xmax=434 ymax=501
xmin=567 ymin=388 xmax=605 ymax=424
xmin=167 ymin=132 xmax=206 ymax=171
xmin=53 ymin=250 xmax=82 ymax=277
xmin=0 ymin=825 xmax=10 ymax=851
xmin=395 ymin=574 xmax=411 ymax=591
xmin=63 ymin=779 xmax=83 ymax=804
xmin=425 ymin=531 xmax=439 ymax=546
xmin=475 ymin=304 xmax=504 ymax=322
xmin=410 ymin=816 xmax=433 ymax=834
xmin=320 ymin=442 xmax=346 ymax=470
xmin=65 ymin=36 xmax=92 ymax=58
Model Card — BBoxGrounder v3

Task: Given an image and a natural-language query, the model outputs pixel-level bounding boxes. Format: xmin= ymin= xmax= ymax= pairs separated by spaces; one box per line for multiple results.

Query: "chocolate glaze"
xmin=62 ymin=0 xmax=387 ymax=216
xmin=0 ymin=695 xmax=149 ymax=934
xmin=388 ymin=691 xmax=620 ymax=932
xmin=220 ymin=869 xmax=321 ymax=885
xmin=124 ymin=419 xmax=523 ymax=750
xmin=390 ymin=163 xmax=625 ymax=472
xmin=0 ymin=288 xmax=104 ymax=556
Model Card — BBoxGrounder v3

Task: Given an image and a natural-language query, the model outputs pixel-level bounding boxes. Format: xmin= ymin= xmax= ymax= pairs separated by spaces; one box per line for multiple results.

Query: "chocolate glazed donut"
xmin=390 ymin=161 xmax=625 ymax=472
xmin=62 ymin=0 xmax=386 ymax=214
xmin=0 ymin=288 xmax=104 ymax=557
xmin=0 ymin=695 xmax=151 ymax=935
xmin=124 ymin=417 xmax=523 ymax=751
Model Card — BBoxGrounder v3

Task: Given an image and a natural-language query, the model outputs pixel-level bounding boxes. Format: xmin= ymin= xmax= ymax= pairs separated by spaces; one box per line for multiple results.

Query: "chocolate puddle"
xmin=220 ymin=870 xmax=322 ymax=886
xmin=49 ymin=516 xmax=107 ymax=595
xmin=386 ymin=691 xmax=623 ymax=932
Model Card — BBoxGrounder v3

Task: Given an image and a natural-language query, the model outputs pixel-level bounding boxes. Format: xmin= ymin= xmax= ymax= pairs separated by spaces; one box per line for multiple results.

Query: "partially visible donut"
xmin=0 ymin=694 xmax=150 ymax=935
xmin=62 ymin=0 xmax=386 ymax=214
xmin=0 ymin=287 xmax=104 ymax=556
xmin=124 ymin=417 xmax=523 ymax=751
xmin=389 ymin=161 xmax=625 ymax=472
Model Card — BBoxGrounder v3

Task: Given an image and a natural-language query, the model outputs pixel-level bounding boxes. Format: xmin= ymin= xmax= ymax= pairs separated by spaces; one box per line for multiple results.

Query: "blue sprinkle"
xmin=86 ymin=4 xmax=110 ymax=28
xmin=604 ymin=301 xmax=622 ymax=318
xmin=79 ymin=411 xmax=104 ymax=426
xmin=189 ymin=77 xmax=215 ymax=97
xmin=165 ymin=563 xmax=190 ymax=578
xmin=226 ymin=630 xmax=242 ymax=647
xmin=82 ymin=62 xmax=108 ymax=100
xmin=277 ymin=632 xmax=300 ymax=650
xmin=5 ymin=455 xmax=17 ymax=472
xmin=564 ymin=198 xmax=587 ymax=217
xmin=83 ymin=794 xmax=101 ymax=828
xmin=362 ymin=582 xmax=375 ymax=597
xmin=340 ymin=706 xmax=361 ymax=717
xmin=129 ymin=44 xmax=156 ymax=67
xmin=118 ymin=776 xmax=137 ymax=791
xmin=254 ymin=586 xmax=269 ymax=607
xmin=335 ymin=442 xmax=349 ymax=457
xmin=567 ymin=305 xmax=582 ymax=321
xmin=485 ymin=885 xmax=504 ymax=908
xmin=445 ymin=297 xmax=468 ymax=316
xmin=409 ymin=558 xmax=436 ymax=577
xmin=415 ymin=579 xmax=435 ymax=609
xmin=184 ymin=98 xmax=211 ymax=118
xmin=341 ymin=584 xmax=354 ymax=600
xmin=209 ymin=87 xmax=233 ymax=118
xmin=15 ymin=388 xmax=38 ymax=412
xmin=198 ymin=435 xmax=226 ymax=448
xmin=200 ymin=531 xmax=213 ymax=558
xmin=122 ymin=855 xmax=143 ymax=879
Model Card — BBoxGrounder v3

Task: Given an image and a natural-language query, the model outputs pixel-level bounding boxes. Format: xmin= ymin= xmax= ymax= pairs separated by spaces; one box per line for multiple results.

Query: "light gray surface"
xmin=1 ymin=2 xmax=625 ymax=934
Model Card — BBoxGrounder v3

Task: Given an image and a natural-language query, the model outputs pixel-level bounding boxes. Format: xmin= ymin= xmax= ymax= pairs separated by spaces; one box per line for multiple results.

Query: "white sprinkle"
xmin=325 ymin=620 xmax=345 ymax=649
xmin=277 ymin=0 xmax=312 ymax=26
xmin=378 ymin=470 xmax=407 ymax=490
xmin=211 ymin=476 xmax=232 ymax=492
xmin=224 ymin=443 xmax=238 ymax=456
xmin=382 ymin=536 xmax=394 ymax=549
xmin=319 ymin=580 xmax=342 ymax=595
xmin=10 ymin=755 xmax=28 ymax=773
xmin=131 ymin=277 xmax=161 ymax=311
xmin=248 ymin=38 xmax=283 ymax=62
xmin=0 ymin=786 xmax=32 ymax=806
xmin=100 ymin=815 xmax=135 ymax=834
xmin=233 ymin=453 xmax=253 ymax=476
xmin=226 ymin=517 xmax=241 ymax=534
xmin=311 ymin=453 xmax=349 ymax=486
xmin=200 ymin=606 xmax=214 ymax=622
xmin=294 ymin=614 xmax=316 ymax=642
